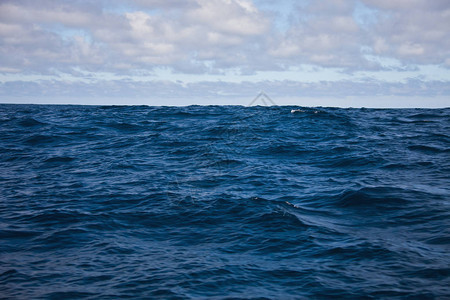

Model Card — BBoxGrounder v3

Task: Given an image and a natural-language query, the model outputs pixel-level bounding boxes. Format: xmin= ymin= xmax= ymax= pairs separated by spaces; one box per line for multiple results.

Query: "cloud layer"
xmin=0 ymin=0 xmax=449 ymax=106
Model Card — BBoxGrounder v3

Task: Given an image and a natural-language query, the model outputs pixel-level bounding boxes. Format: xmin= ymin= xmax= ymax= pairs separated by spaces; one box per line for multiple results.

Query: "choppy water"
xmin=0 ymin=104 xmax=449 ymax=299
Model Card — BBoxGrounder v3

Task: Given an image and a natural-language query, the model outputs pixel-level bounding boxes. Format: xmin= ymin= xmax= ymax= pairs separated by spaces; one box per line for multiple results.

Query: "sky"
xmin=0 ymin=0 xmax=449 ymax=107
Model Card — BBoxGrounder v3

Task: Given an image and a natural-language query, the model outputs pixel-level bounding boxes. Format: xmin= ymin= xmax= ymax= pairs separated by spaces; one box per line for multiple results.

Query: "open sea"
xmin=0 ymin=104 xmax=449 ymax=299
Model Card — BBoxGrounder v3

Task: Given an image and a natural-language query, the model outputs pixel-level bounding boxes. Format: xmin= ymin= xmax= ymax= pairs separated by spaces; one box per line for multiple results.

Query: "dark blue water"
xmin=0 ymin=104 xmax=449 ymax=299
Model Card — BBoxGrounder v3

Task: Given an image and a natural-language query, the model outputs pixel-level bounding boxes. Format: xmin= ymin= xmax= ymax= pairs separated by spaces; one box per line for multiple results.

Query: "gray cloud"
xmin=269 ymin=0 xmax=368 ymax=69
xmin=2 ymin=78 xmax=449 ymax=102
xmin=1 ymin=0 xmax=449 ymax=75
xmin=0 ymin=0 xmax=273 ymax=74
xmin=0 ymin=0 xmax=449 ymax=106
xmin=362 ymin=0 xmax=450 ymax=66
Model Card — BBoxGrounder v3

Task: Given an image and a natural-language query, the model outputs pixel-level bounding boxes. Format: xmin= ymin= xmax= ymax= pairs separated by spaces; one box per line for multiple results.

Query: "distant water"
xmin=1 ymin=104 xmax=449 ymax=299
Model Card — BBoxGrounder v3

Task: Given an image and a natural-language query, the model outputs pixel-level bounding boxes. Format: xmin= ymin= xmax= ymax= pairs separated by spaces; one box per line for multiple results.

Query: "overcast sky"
xmin=0 ymin=0 xmax=449 ymax=107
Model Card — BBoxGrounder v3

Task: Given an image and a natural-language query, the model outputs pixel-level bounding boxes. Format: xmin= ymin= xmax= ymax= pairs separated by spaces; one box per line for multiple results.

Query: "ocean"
xmin=0 ymin=104 xmax=449 ymax=299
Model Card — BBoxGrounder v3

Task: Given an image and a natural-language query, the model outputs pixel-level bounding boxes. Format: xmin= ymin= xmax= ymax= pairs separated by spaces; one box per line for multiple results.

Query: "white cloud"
xmin=1 ymin=78 xmax=449 ymax=107
xmin=268 ymin=0 xmax=366 ymax=68
xmin=0 ymin=0 xmax=273 ymax=74
xmin=0 ymin=1 xmax=106 ymax=73
xmin=131 ymin=0 xmax=199 ymax=10
xmin=362 ymin=0 xmax=450 ymax=65
xmin=185 ymin=0 xmax=267 ymax=36
xmin=0 ymin=0 xmax=449 ymax=106
xmin=2 ymin=0 xmax=449 ymax=73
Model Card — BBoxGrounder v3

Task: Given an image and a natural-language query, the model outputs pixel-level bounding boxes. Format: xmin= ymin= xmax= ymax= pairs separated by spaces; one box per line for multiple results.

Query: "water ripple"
xmin=0 ymin=104 xmax=449 ymax=299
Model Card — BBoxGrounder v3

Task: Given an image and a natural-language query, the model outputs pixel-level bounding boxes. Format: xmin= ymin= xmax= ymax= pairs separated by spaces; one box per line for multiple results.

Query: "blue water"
xmin=0 ymin=104 xmax=449 ymax=299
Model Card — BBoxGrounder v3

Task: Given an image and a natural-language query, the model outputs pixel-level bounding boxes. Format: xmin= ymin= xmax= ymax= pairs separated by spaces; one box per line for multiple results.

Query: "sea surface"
xmin=0 ymin=104 xmax=449 ymax=299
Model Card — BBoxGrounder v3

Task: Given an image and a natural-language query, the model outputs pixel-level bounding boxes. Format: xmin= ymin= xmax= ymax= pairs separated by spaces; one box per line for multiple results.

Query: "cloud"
xmin=112 ymin=0 xmax=270 ymax=71
xmin=131 ymin=0 xmax=199 ymax=10
xmin=269 ymin=0 xmax=366 ymax=68
xmin=2 ymin=78 xmax=449 ymax=102
xmin=1 ymin=0 xmax=450 ymax=75
xmin=362 ymin=0 xmax=450 ymax=65
xmin=0 ymin=0 xmax=449 ymax=106
xmin=0 ymin=0 xmax=106 ymax=73
xmin=185 ymin=0 xmax=266 ymax=36
xmin=0 ymin=0 xmax=272 ymax=74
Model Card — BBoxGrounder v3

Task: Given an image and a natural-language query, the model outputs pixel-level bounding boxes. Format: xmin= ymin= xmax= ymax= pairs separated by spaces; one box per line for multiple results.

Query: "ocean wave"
xmin=0 ymin=104 xmax=449 ymax=298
